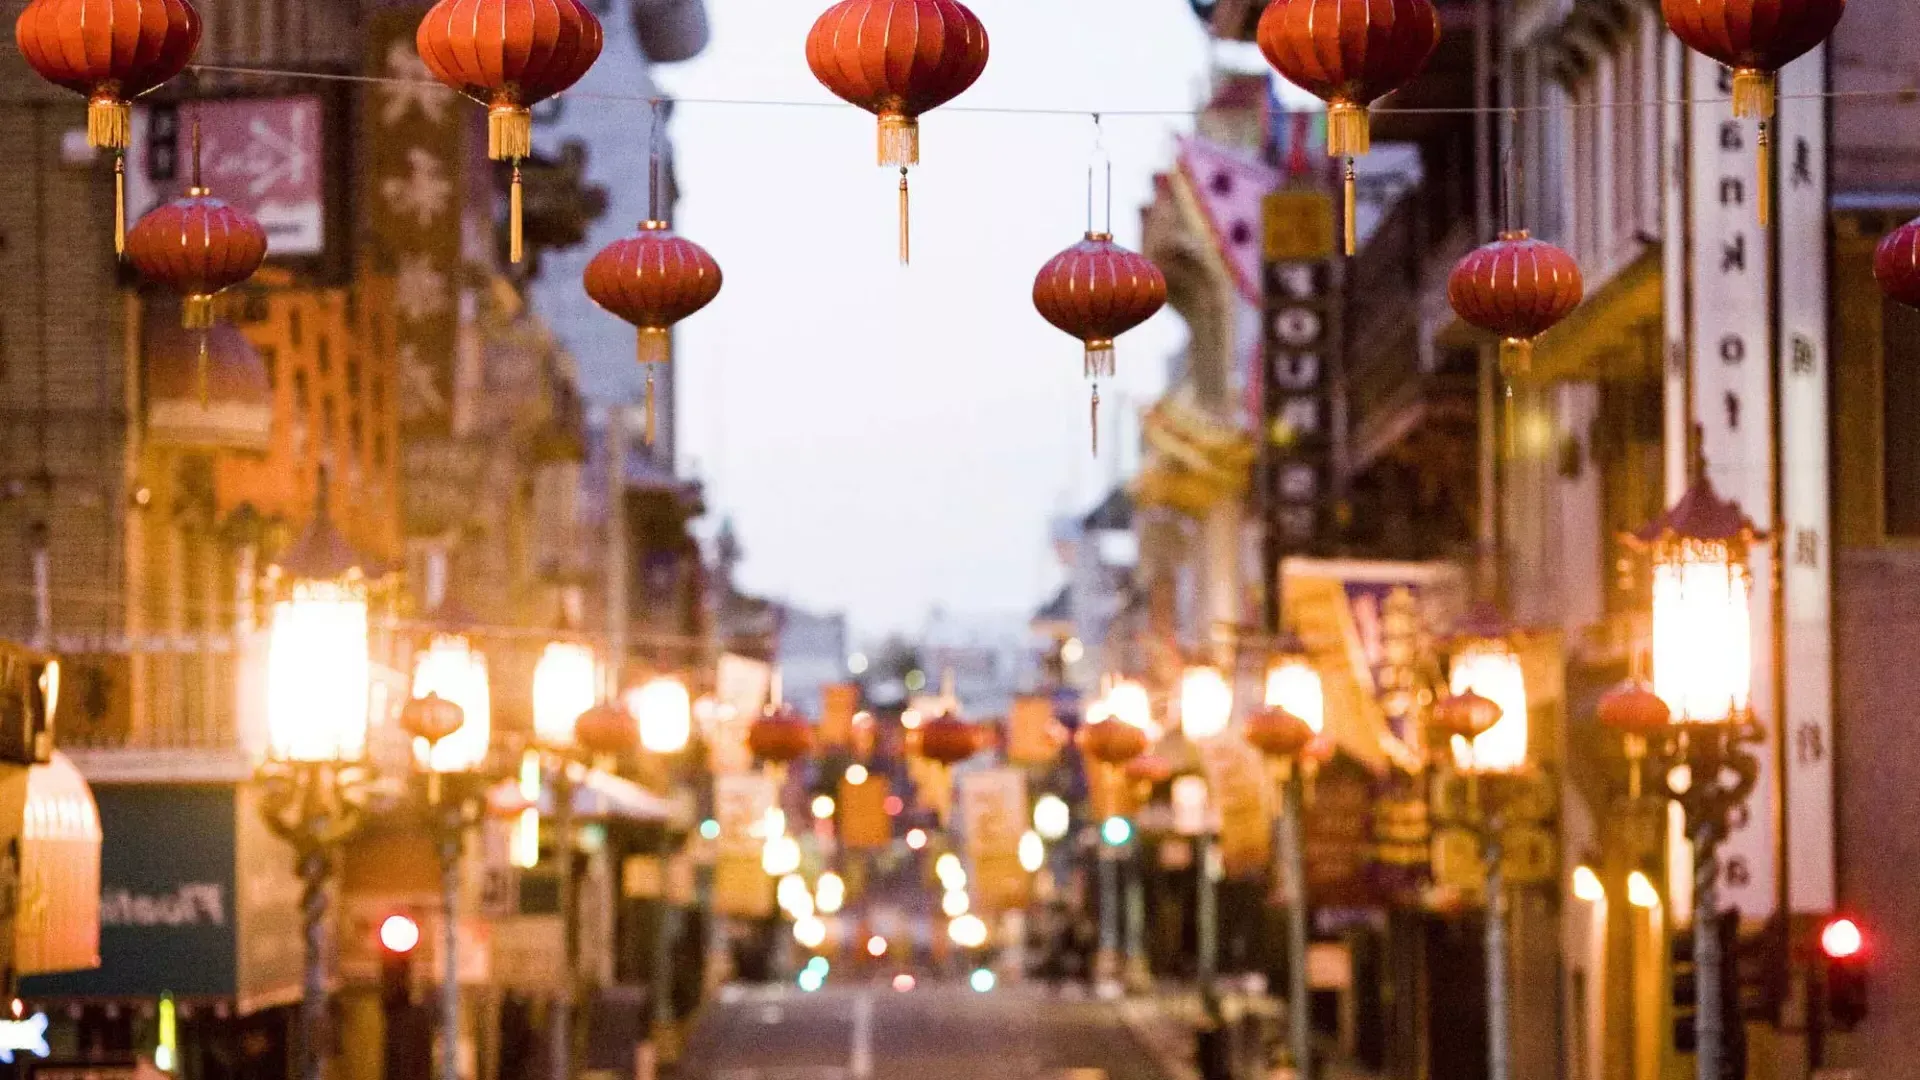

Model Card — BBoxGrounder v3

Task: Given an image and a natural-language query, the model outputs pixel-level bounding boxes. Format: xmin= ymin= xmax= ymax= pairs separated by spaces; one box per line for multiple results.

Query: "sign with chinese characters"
xmin=1777 ymin=46 xmax=1835 ymax=915
xmin=1199 ymin=737 xmax=1271 ymax=879
xmin=1260 ymin=191 xmax=1338 ymax=554
xmin=958 ymin=769 xmax=1030 ymax=910
xmin=1298 ymin=753 xmax=1375 ymax=906
xmin=129 ymin=97 xmax=327 ymax=257
xmin=1685 ymin=50 xmax=1778 ymax=919
xmin=364 ymin=8 xmax=466 ymax=444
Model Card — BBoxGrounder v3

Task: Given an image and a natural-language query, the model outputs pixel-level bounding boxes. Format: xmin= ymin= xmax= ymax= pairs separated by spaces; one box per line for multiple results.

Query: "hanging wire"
xmin=1501 ymin=107 xmax=1520 ymax=236
xmin=1087 ymin=112 xmax=1113 ymax=237
xmin=183 ymin=62 xmax=1919 ymax=118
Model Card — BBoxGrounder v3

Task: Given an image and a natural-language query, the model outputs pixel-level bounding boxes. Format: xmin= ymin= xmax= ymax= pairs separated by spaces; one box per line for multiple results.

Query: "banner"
xmin=129 ymin=96 xmax=329 ymax=258
xmin=958 ymin=769 xmax=1029 ymax=910
xmin=1298 ymin=754 xmax=1375 ymax=907
xmin=712 ymin=774 xmax=776 ymax=917
xmin=819 ymin=683 xmax=859 ymax=749
xmin=1199 ymin=738 xmax=1271 ymax=880
xmin=839 ymin=775 xmax=893 ymax=851
xmin=1006 ymin=696 xmax=1060 ymax=766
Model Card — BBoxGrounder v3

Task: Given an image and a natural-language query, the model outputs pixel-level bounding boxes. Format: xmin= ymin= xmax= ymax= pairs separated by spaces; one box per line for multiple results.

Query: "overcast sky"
xmin=561 ymin=0 xmax=1214 ymax=637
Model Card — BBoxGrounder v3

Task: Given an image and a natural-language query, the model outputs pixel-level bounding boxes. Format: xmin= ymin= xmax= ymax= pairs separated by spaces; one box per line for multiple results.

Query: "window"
xmin=288 ymin=307 xmax=303 ymax=348
xmin=347 ymin=358 xmax=361 ymax=396
xmin=317 ymin=335 xmax=331 ymax=376
xmin=261 ymin=346 xmax=277 ymax=388
xmin=1883 ymin=300 xmax=1920 ymax=537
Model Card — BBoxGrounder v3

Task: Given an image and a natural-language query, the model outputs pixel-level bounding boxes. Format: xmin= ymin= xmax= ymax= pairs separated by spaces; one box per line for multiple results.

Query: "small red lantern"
xmin=915 ymin=713 xmax=977 ymax=767
xmin=1033 ymin=234 xmax=1167 ymax=455
xmin=14 ymin=0 xmax=201 ymax=254
xmin=749 ymin=707 xmax=814 ymax=766
xmin=584 ymin=222 xmax=722 ymax=444
xmin=400 ymin=693 xmax=467 ymax=746
xmin=1431 ymin=691 xmax=1502 ymax=742
xmin=125 ymin=129 xmax=267 ymax=399
xmin=416 ymin=0 xmax=604 ymax=264
xmin=1874 ymin=219 xmax=1920 ymax=309
xmin=1257 ymin=0 xmax=1441 ymax=254
xmin=1447 ymin=230 xmax=1584 ymax=377
xmin=1597 ymin=681 xmax=1672 ymax=738
xmin=575 ymin=701 xmax=637 ymax=758
xmin=1662 ymin=0 xmax=1844 ymax=223
xmin=805 ymin=0 xmax=989 ymax=263
xmin=1125 ymin=753 xmax=1174 ymax=786
xmin=1078 ymin=720 xmax=1148 ymax=768
xmin=1245 ymin=706 xmax=1316 ymax=762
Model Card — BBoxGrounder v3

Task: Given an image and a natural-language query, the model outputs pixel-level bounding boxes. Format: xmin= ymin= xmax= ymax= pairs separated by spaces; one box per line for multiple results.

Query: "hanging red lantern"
xmin=575 ymin=701 xmax=638 ymax=758
xmin=14 ymin=0 xmax=201 ymax=255
xmin=584 ymin=222 xmax=722 ymax=446
xmin=1447 ymin=230 xmax=1584 ymax=377
xmin=1257 ymin=0 xmax=1440 ymax=255
xmin=1033 ymin=234 xmax=1167 ymax=455
xmin=1874 ymin=219 xmax=1920 ymax=308
xmin=1662 ymin=0 xmax=1844 ymax=223
xmin=805 ymin=0 xmax=990 ymax=264
xmin=1245 ymin=706 xmax=1316 ymax=762
xmin=416 ymin=0 xmax=604 ymax=265
xmin=1078 ymin=720 xmax=1148 ymax=768
xmin=915 ymin=713 xmax=978 ymax=767
xmin=400 ymin=693 xmax=468 ymax=746
xmin=748 ymin=706 xmax=814 ymax=766
xmin=1596 ymin=681 xmax=1672 ymax=739
xmin=1431 ymin=690 xmax=1502 ymax=742
xmin=125 ymin=126 xmax=267 ymax=394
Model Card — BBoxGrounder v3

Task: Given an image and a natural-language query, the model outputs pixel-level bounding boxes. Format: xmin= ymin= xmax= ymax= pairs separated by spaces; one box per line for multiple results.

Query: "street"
xmin=677 ymin=981 xmax=1175 ymax=1080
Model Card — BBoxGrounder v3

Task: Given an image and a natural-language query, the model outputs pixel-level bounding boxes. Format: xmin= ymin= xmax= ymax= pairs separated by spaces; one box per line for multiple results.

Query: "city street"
xmin=678 ymin=982 xmax=1175 ymax=1080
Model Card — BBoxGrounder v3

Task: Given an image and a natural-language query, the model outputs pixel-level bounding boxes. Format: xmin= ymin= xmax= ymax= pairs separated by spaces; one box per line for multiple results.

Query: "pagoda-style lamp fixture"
xmin=1447 ymin=604 xmax=1529 ymax=774
xmin=1178 ymin=666 xmax=1233 ymax=741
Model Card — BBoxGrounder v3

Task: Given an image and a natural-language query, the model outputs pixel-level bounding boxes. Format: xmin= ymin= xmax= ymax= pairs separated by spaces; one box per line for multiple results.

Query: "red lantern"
xmin=1245 ymin=706 xmax=1316 ymax=762
xmin=1874 ymin=219 xmax=1920 ymax=309
xmin=1662 ymin=0 xmax=1844 ymax=224
xmin=748 ymin=707 xmax=814 ymax=766
xmin=575 ymin=701 xmax=637 ymax=758
xmin=1597 ymin=682 xmax=1672 ymax=738
xmin=416 ymin=0 xmax=604 ymax=264
xmin=805 ymin=0 xmax=989 ymax=263
xmin=1431 ymin=691 xmax=1502 ymax=742
xmin=1033 ymin=234 xmax=1167 ymax=455
xmin=1124 ymin=753 xmax=1173 ymax=786
xmin=584 ymin=222 xmax=722 ymax=444
xmin=1257 ymin=0 xmax=1441 ymax=254
xmin=1078 ymin=720 xmax=1148 ymax=768
xmin=400 ymin=693 xmax=467 ymax=746
xmin=915 ymin=713 xmax=977 ymax=767
xmin=1447 ymin=230 xmax=1584 ymax=377
xmin=14 ymin=0 xmax=201 ymax=254
xmin=125 ymin=131 xmax=268 ymax=379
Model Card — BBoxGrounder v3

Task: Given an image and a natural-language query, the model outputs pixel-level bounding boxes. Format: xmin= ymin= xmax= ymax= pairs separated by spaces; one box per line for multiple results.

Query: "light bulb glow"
xmin=266 ymin=582 xmax=369 ymax=763
xmin=411 ymin=634 xmax=492 ymax=773
xmin=1033 ymin=795 xmax=1071 ymax=841
xmin=1179 ymin=666 xmax=1232 ymax=740
xmin=532 ymin=642 xmax=598 ymax=748
xmin=845 ymin=764 xmax=870 ymax=786
xmin=866 ymin=935 xmax=888 ymax=958
xmin=631 ymin=676 xmax=692 ymax=754
xmin=812 ymin=795 xmax=836 ymax=820
xmin=1571 ymin=866 xmax=1605 ymax=903
xmin=762 ymin=835 xmax=802 ymax=877
xmin=905 ymin=828 xmax=928 ymax=850
xmin=815 ymin=872 xmax=846 ymax=915
xmin=511 ymin=749 xmax=542 ymax=869
xmin=1264 ymin=658 xmax=1325 ymax=733
xmin=935 ymin=853 xmax=967 ymax=890
xmin=1821 ymin=918 xmax=1863 ymax=959
xmin=1651 ymin=540 xmax=1753 ymax=724
xmin=1627 ymin=871 xmax=1661 ymax=910
xmin=777 ymin=874 xmax=814 ymax=919
xmin=1107 ymin=679 xmax=1156 ymax=736
xmin=380 ymin=914 xmax=421 ymax=954
xmin=948 ymin=914 xmax=988 ymax=949
xmin=1449 ymin=641 xmax=1528 ymax=773
xmin=1018 ymin=831 xmax=1046 ymax=873
xmin=942 ymin=889 xmax=971 ymax=918
xmin=969 ymin=968 xmax=996 ymax=993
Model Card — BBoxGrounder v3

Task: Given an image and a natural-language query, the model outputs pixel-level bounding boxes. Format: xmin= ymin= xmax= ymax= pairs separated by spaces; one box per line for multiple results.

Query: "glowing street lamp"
xmin=1448 ymin=605 xmax=1528 ymax=774
xmin=411 ymin=633 xmax=491 ymax=774
xmin=1263 ymin=650 xmax=1325 ymax=736
xmin=1178 ymin=666 xmax=1232 ymax=740
xmin=257 ymin=485 xmax=376 ymax=1080
xmin=532 ymin=642 xmax=599 ymax=750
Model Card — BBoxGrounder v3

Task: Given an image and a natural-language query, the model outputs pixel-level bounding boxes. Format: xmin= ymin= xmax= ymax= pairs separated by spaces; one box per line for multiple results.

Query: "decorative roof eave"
xmin=1623 ymin=475 xmax=1764 ymax=550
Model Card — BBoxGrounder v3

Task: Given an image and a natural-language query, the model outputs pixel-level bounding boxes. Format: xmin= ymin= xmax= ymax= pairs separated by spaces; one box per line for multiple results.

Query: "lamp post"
xmin=1078 ymin=683 xmax=1151 ymax=993
xmin=530 ymin=642 xmax=616 ymax=1080
xmin=1179 ymin=665 xmax=1232 ymax=1030
xmin=630 ymin=676 xmax=691 ymax=1060
xmin=1623 ymin=477 xmax=1764 ymax=1080
xmin=257 ymin=490 xmax=374 ymax=1080
xmin=1247 ymin=639 xmax=1324 ymax=1080
xmin=404 ymin=618 xmax=494 ymax=1080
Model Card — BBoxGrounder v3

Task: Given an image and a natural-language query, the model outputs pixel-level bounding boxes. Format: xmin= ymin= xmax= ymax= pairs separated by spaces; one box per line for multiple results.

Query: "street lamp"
xmin=625 ymin=674 xmax=692 ymax=1059
xmin=1078 ymin=689 xmax=1149 ymax=992
xmin=1622 ymin=476 xmax=1764 ymax=1080
xmin=631 ymin=676 xmax=692 ymax=755
xmin=1247 ymin=636 xmax=1324 ymax=1080
xmin=258 ymin=488 xmax=374 ymax=1080
xmin=1447 ymin=604 xmax=1528 ymax=773
xmin=1178 ymin=665 xmax=1232 ymax=740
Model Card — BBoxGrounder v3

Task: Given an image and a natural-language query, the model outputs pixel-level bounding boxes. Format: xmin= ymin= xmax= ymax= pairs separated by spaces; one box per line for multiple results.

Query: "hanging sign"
xmin=1776 ymin=46 xmax=1835 ymax=916
xmin=958 ymin=769 xmax=1029 ymax=910
xmin=1685 ymin=50 xmax=1778 ymax=921
xmin=819 ymin=683 xmax=859 ymax=749
xmin=839 ymin=775 xmax=893 ymax=851
xmin=1261 ymin=191 xmax=1339 ymax=554
xmin=1006 ymin=696 xmax=1060 ymax=766
xmin=1199 ymin=738 xmax=1271 ymax=879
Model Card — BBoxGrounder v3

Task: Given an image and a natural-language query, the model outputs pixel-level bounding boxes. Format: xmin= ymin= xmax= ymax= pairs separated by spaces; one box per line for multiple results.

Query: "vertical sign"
xmin=712 ymin=774 xmax=775 ymax=918
xmin=958 ymin=769 xmax=1029 ymax=910
xmin=1662 ymin=36 xmax=1692 ymax=503
xmin=819 ymin=683 xmax=858 ymax=749
xmin=1688 ymin=51 xmax=1778 ymax=919
xmin=1199 ymin=738 xmax=1272 ymax=879
xmin=1006 ymin=695 xmax=1060 ymax=766
xmin=1261 ymin=190 xmax=1338 ymax=554
xmin=839 ymin=775 xmax=893 ymax=851
xmin=1777 ymin=47 xmax=1835 ymax=914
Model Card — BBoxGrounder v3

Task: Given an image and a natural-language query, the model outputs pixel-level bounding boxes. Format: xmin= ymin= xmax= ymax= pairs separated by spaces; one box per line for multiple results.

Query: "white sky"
xmin=569 ymin=0 xmax=1213 ymax=636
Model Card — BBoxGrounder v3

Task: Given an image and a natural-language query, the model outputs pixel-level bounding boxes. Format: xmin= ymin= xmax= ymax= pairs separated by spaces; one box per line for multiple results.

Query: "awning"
xmin=1529 ymin=248 xmax=1663 ymax=383
xmin=486 ymin=764 xmax=677 ymax=824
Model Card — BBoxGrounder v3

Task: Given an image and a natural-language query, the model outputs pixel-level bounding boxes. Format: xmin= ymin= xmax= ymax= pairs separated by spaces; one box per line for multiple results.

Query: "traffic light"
xmin=379 ymin=914 xmax=419 ymax=1009
xmin=1733 ymin=913 xmax=1789 ymax=1026
xmin=1820 ymin=917 xmax=1868 ymax=1032
xmin=1671 ymin=924 xmax=1698 ymax=1053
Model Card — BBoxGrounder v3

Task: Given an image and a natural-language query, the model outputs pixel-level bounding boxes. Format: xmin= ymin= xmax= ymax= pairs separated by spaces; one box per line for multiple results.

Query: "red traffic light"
xmin=380 ymin=915 xmax=421 ymax=955
xmin=1821 ymin=918 xmax=1863 ymax=960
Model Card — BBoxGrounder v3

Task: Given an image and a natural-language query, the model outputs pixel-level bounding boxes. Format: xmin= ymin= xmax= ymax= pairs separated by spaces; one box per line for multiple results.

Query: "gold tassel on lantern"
xmin=877 ymin=113 xmax=920 ymax=168
xmin=1343 ymin=159 xmax=1358 ymax=257
xmin=510 ymin=164 xmax=525 ymax=265
xmin=87 ymin=94 xmax=131 ymax=151
xmin=1499 ymin=338 xmax=1532 ymax=380
xmin=1757 ymin=122 xmax=1772 ymax=227
xmin=1730 ymin=69 xmax=1776 ymax=121
xmin=644 ymin=367 xmax=658 ymax=447
xmin=1084 ymin=341 xmax=1115 ymax=380
xmin=1090 ymin=384 xmax=1101 ymax=458
xmin=114 ymin=156 xmax=126 ymax=257
xmin=488 ymin=101 xmax=533 ymax=161
xmin=637 ymin=326 xmax=670 ymax=367
xmin=1326 ymin=101 xmax=1371 ymax=158
xmin=182 ymin=295 xmax=215 ymax=330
